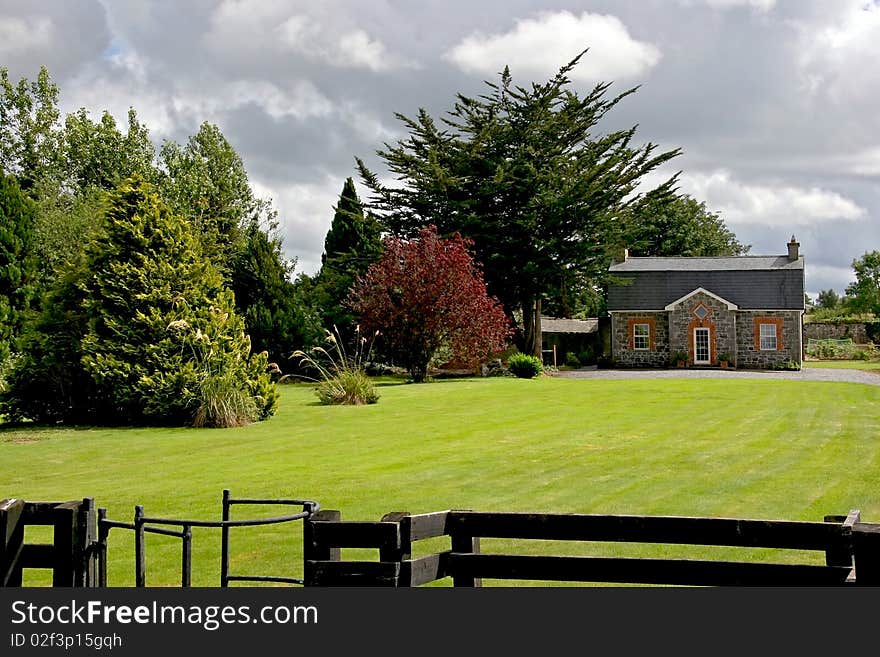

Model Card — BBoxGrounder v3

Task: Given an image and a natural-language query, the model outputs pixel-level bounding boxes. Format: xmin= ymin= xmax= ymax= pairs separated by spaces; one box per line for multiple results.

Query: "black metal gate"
xmin=1 ymin=490 xmax=318 ymax=587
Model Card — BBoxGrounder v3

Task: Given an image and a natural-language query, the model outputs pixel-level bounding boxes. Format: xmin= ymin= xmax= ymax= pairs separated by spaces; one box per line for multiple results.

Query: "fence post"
xmin=1 ymin=499 xmax=25 ymax=587
xmin=77 ymin=498 xmax=97 ymax=587
xmin=134 ymin=505 xmax=146 ymax=587
xmin=181 ymin=524 xmax=192 ymax=587
xmin=52 ymin=502 xmax=79 ymax=587
xmin=97 ymin=508 xmax=109 ymax=587
xmin=824 ymin=510 xmax=860 ymax=569
xmin=449 ymin=510 xmax=481 ymax=588
xmin=220 ymin=489 xmax=230 ymax=587
xmin=853 ymin=523 xmax=880 ymax=585
xmin=303 ymin=509 xmax=341 ymax=586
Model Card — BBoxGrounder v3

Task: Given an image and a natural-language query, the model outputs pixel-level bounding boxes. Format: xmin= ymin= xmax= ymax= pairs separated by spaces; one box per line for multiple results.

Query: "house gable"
xmin=664 ymin=287 xmax=738 ymax=311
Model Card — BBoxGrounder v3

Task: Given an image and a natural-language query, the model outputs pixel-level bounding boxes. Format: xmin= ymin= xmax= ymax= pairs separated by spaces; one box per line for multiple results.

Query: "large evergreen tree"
xmin=358 ymin=53 xmax=680 ymax=355
xmin=2 ymin=177 xmax=277 ymax=426
xmin=0 ymin=173 xmax=37 ymax=367
xmin=312 ymin=178 xmax=383 ymax=336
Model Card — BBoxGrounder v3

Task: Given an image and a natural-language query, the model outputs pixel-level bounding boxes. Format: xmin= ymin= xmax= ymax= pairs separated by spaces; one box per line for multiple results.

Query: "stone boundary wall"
xmin=804 ymin=322 xmax=868 ymax=344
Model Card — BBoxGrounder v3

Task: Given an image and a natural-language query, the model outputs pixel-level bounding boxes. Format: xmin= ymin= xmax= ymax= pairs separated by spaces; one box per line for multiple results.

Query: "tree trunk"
xmin=518 ymin=295 xmax=542 ymax=357
xmin=533 ymin=298 xmax=542 ymax=358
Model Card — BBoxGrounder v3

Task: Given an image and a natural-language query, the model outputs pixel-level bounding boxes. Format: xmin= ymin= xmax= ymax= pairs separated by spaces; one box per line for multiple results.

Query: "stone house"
xmin=607 ymin=238 xmax=805 ymax=369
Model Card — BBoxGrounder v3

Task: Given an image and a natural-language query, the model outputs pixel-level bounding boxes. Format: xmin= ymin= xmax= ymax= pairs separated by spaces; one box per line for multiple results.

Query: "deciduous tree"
xmin=350 ymin=226 xmax=510 ymax=382
xmin=624 ymin=193 xmax=747 ymax=257
xmin=846 ymin=251 xmax=880 ymax=316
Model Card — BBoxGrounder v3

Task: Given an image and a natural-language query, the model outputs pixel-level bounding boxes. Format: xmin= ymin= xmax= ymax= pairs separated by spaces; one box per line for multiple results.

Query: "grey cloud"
xmin=3 ymin=0 xmax=877 ymax=291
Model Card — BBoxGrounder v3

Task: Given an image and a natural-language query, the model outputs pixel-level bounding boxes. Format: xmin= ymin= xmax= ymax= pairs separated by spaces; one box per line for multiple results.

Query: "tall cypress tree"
xmin=313 ymin=178 xmax=383 ymax=335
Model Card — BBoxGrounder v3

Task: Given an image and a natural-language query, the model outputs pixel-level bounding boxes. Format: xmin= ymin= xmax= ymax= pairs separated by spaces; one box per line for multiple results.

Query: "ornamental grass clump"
xmin=291 ymin=326 xmax=379 ymax=405
xmin=507 ymin=353 xmax=543 ymax=379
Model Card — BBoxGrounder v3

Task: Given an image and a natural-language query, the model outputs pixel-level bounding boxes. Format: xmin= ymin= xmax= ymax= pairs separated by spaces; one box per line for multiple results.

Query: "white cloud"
xmin=843 ymin=146 xmax=880 ymax=177
xmin=796 ymin=2 xmax=880 ymax=100
xmin=446 ymin=11 xmax=661 ymax=82
xmin=229 ymin=80 xmax=334 ymax=121
xmin=0 ymin=16 xmax=54 ymax=54
xmin=276 ymin=16 xmax=414 ymax=72
xmin=677 ymin=170 xmax=867 ymax=226
xmin=206 ymin=5 xmax=415 ymax=72
xmin=252 ymin=174 xmax=345 ymax=275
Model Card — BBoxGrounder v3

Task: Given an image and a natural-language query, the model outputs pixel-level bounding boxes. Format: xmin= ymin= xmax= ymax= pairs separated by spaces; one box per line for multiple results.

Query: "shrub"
xmin=805 ymin=339 xmax=879 ymax=361
xmin=578 ymin=346 xmax=595 ymax=365
xmin=316 ymin=370 xmax=379 ymax=405
xmin=192 ymin=371 xmax=259 ymax=428
xmin=291 ymin=326 xmax=379 ymax=405
xmin=564 ymin=352 xmax=581 ymax=368
xmin=507 ymin=353 xmax=543 ymax=379
xmin=671 ymin=351 xmax=688 ymax=364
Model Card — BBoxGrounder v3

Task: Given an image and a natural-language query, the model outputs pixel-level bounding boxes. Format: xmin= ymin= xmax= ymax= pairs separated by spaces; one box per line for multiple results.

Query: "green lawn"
xmin=804 ymin=360 xmax=880 ymax=371
xmin=2 ymin=377 xmax=879 ymax=586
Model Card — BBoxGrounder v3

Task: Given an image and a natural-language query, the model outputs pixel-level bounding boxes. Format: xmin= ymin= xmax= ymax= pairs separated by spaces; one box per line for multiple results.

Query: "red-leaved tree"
xmin=350 ymin=226 xmax=510 ymax=382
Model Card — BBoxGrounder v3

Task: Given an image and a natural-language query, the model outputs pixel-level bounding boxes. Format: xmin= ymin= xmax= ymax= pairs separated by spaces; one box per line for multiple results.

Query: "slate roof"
xmin=607 ymin=255 xmax=805 ymax=311
xmin=541 ymin=317 xmax=598 ymax=334
xmin=609 ymin=255 xmax=803 ymax=272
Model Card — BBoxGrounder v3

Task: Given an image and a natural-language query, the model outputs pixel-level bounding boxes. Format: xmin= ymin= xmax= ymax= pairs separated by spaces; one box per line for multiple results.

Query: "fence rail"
xmin=4 ymin=496 xmax=880 ymax=587
xmin=304 ymin=508 xmax=880 ymax=587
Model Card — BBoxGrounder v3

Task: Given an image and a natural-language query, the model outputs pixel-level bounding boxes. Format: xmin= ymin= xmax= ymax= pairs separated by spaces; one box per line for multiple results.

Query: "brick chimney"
xmin=787 ymin=235 xmax=800 ymax=262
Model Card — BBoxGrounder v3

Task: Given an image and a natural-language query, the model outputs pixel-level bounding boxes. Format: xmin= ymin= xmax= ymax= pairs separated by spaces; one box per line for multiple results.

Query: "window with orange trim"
xmin=633 ymin=323 xmax=650 ymax=350
xmin=754 ymin=317 xmax=783 ymax=351
xmin=759 ymin=323 xmax=777 ymax=350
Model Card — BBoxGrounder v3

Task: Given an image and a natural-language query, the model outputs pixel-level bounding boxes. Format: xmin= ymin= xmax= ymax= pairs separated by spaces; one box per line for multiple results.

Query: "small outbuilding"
xmin=606 ymin=238 xmax=805 ymax=369
xmin=540 ymin=316 xmax=599 ymax=366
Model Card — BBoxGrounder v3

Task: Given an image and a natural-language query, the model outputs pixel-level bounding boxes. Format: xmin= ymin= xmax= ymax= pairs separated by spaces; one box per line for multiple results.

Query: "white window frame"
xmin=633 ymin=323 xmax=650 ymax=351
xmin=759 ymin=323 xmax=778 ymax=351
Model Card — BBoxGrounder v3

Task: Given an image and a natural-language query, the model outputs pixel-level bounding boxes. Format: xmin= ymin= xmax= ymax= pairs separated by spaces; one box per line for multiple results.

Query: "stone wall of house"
xmin=803 ymin=322 xmax=868 ymax=344
xmin=668 ymin=291 xmax=736 ymax=366
xmin=736 ymin=311 xmax=802 ymax=368
xmin=611 ymin=312 xmax=669 ymax=367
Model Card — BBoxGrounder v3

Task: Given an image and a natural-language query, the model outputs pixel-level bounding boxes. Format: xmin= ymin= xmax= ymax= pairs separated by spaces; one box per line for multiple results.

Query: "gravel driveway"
xmin=555 ymin=366 xmax=880 ymax=386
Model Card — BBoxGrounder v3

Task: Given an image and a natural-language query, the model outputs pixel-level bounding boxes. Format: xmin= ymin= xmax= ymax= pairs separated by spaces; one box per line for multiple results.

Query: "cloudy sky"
xmin=2 ymin=0 xmax=878 ymax=297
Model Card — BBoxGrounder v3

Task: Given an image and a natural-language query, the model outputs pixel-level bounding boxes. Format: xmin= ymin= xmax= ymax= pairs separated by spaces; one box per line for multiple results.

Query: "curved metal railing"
xmin=96 ymin=489 xmax=319 ymax=587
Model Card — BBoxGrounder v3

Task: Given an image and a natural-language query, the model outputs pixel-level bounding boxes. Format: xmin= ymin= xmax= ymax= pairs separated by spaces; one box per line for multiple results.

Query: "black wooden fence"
xmin=303 ymin=508 xmax=880 ymax=586
xmin=5 ymin=496 xmax=880 ymax=586
xmin=1 ymin=497 xmax=98 ymax=587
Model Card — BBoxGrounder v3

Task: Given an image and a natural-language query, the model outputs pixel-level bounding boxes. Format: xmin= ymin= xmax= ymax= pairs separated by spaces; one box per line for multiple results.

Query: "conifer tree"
xmin=313 ymin=177 xmax=382 ymax=335
xmin=0 ymin=173 xmax=37 ymax=367
xmin=2 ymin=177 xmax=277 ymax=426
